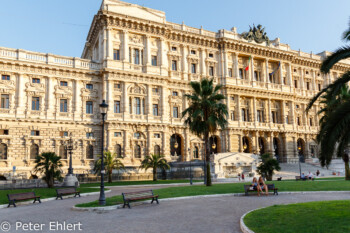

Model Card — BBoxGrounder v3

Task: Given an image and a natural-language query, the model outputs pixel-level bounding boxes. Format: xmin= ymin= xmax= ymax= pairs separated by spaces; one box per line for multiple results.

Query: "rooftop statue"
xmin=241 ymin=24 xmax=270 ymax=45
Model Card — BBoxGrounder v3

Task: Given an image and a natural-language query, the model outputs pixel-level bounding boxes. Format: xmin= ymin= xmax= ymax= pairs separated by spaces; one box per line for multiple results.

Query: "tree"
xmin=139 ymin=154 xmax=170 ymax=181
xmin=182 ymin=78 xmax=228 ymax=186
xmin=33 ymin=152 xmax=63 ymax=188
xmin=306 ymin=20 xmax=350 ymax=180
xmin=256 ymin=153 xmax=281 ymax=181
xmin=93 ymin=151 xmax=125 ymax=183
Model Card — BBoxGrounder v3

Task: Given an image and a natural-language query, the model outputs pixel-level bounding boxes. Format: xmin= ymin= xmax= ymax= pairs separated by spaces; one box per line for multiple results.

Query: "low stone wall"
xmin=0 ymin=179 xmax=47 ymax=190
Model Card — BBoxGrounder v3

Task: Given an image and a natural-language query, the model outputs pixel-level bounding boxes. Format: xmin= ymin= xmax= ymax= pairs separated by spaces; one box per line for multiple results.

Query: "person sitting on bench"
xmin=258 ymin=176 xmax=269 ymax=195
xmin=308 ymin=172 xmax=314 ymax=180
xmin=301 ymin=173 xmax=307 ymax=181
xmin=251 ymin=177 xmax=263 ymax=196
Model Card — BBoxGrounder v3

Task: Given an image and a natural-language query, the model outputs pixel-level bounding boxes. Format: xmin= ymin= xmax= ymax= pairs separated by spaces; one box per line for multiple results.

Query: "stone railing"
xmin=0 ymin=47 xmax=101 ymax=70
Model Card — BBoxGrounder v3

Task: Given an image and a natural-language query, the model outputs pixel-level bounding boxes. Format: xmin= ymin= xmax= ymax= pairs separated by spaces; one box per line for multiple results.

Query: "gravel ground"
xmin=1 ymin=185 xmax=349 ymax=233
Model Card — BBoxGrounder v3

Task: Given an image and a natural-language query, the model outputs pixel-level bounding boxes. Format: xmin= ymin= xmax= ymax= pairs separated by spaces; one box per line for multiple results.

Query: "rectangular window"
xmin=271 ymin=111 xmax=278 ymax=123
xmin=60 ymin=99 xmax=68 ymax=113
xmin=153 ymin=104 xmax=159 ymax=116
xmin=241 ymin=108 xmax=249 ymax=122
xmin=1 ymin=75 xmax=10 ymax=80
xmin=153 ymin=88 xmax=159 ymax=93
xmin=60 ymin=131 xmax=69 ymax=137
xmin=257 ymin=110 xmax=264 ymax=123
xmin=134 ymin=132 xmax=141 ymax=139
xmin=172 ymin=91 xmax=178 ymax=96
xmin=31 ymin=130 xmax=40 ymax=136
xmin=190 ymin=50 xmax=196 ymax=55
xmin=285 ymin=116 xmax=289 ymax=124
xmin=172 ymin=60 xmax=177 ymax=71
xmin=32 ymin=97 xmax=40 ymax=111
xmin=134 ymin=49 xmax=140 ymax=65
xmin=209 ymin=66 xmax=214 ymax=76
xmin=114 ymin=101 xmax=120 ymax=113
xmin=86 ymin=84 xmax=93 ymax=89
xmin=171 ymin=47 xmax=177 ymax=51
xmin=134 ymin=97 xmax=141 ymax=115
xmin=86 ymin=101 xmax=93 ymax=114
xmin=297 ymin=117 xmax=301 ymax=126
xmin=154 ymin=133 xmax=160 ymax=138
xmin=86 ymin=132 xmax=93 ymax=138
xmin=306 ymin=82 xmax=310 ymax=90
xmin=173 ymin=107 xmax=178 ymax=118
xmin=0 ymin=94 xmax=9 ymax=109
xmin=0 ymin=129 xmax=9 ymax=135
xmin=318 ymin=83 xmax=321 ymax=91
xmin=239 ymin=69 xmax=243 ymax=79
xmin=230 ymin=111 xmax=235 ymax=121
xmin=113 ymin=49 xmax=120 ymax=60
xmin=309 ymin=118 xmax=313 ymax=126
xmin=191 ymin=63 xmax=196 ymax=74
xmin=114 ymin=132 xmax=122 ymax=137
xmin=283 ymin=77 xmax=287 ymax=85
xmin=114 ymin=83 xmax=121 ymax=89
xmin=254 ymin=71 xmax=258 ymax=81
xmin=32 ymin=78 xmax=40 ymax=84
xmin=209 ymin=53 xmax=214 ymax=58
xmin=294 ymin=79 xmax=298 ymax=88
xmin=151 ymin=56 xmax=157 ymax=66
xmin=228 ymin=69 xmax=233 ymax=77
xmin=60 ymin=81 xmax=68 ymax=86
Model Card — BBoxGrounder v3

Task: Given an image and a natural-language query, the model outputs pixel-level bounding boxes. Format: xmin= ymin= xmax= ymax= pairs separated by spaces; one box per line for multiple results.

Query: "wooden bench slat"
xmin=56 ymin=188 xmax=80 ymax=200
xmin=122 ymin=190 xmax=159 ymax=209
xmin=7 ymin=192 xmax=41 ymax=208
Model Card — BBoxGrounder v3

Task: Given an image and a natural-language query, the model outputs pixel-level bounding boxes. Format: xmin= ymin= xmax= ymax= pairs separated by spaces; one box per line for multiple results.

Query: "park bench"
xmin=295 ymin=176 xmax=314 ymax=181
xmin=122 ymin=190 xmax=159 ymax=209
xmin=244 ymin=184 xmax=278 ymax=196
xmin=56 ymin=188 xmax=81 ymax=200
xmin=7 ymin=192 xmax=41 ymax=207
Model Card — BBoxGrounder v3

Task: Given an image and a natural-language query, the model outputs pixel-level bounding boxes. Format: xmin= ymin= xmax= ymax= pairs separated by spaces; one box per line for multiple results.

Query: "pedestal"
xmin=63 ymin=174 xmax=79 ymax=187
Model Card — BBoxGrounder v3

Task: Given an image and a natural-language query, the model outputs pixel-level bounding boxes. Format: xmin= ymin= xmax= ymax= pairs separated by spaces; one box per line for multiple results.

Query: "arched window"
xmin=194 ymin=146 xmax=199 ymax=159
xmin=154 ymin=145 xmax=160 ymax=156
xmin=134 ymin=145 xmax=141 ymax=158
xmin=115 ymin=144 xmax=122 ymax=158
xmin=59 ymin=145 xmax=67 ymax=159
xmin=86 ymin=144 xmax=94 ymax=159
xmin=0 ymin=143 xmax=7 ymax=160
xmin=30 ymin=144 xmax=39 ymax=160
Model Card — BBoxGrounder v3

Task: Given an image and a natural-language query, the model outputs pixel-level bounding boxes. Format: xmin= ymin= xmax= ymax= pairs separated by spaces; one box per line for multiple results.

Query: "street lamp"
xmin=188 ymin=148 xmax=193 ymax=185
xmin=297 ymin=145 xmax=302 ymax=177
xmin=243 ymin=143 xmax=247 ymax=151
xmin=99 ymin=99 xmax=108 ymax=206
xmin=62 ymin=133 xmax=78 ymax=187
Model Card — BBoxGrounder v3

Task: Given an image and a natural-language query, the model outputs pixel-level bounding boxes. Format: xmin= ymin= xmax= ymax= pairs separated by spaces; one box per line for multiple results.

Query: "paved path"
xmin=1 ymin=185 xmax=349 ymax=233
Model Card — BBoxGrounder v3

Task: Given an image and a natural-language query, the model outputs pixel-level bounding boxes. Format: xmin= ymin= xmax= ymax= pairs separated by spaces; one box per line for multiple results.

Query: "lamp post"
xmin=297 ymin=145 xmax=302 ymax=177
xmin=62 ymin=133 xmax=78 ymax=187
xmin=243 ymin=143 xmax=247 ymax=152
xmin=188 ymin=148 xmax=192 ymax=185
xmin=99 ymin=100 xmax=108 ymax=206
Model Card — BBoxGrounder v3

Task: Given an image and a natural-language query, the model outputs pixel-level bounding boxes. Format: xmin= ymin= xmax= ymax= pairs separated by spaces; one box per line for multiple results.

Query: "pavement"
xmin=1 ymin=184 xmax=350 ymax=233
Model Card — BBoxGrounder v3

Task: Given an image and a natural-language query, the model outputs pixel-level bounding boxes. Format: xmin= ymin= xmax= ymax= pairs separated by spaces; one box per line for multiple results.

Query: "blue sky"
xmin=0 ymin=0 xmax=349 ymax=58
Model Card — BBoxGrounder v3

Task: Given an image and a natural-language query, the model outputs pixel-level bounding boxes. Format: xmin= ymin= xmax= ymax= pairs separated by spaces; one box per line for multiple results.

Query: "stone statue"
xmin=241 ymin=24 xmax=270 ymax=45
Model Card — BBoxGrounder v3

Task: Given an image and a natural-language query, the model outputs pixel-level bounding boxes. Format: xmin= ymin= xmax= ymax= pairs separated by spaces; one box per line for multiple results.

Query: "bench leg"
xmin=38 ymin=198 xmax=41 ymax=203
xmin=56 ymin=196 xmax=59 ymax=200
xmin=151 ymin=198 xmax=154 ymax=204
xmin=7 ymin=200 xmax=15 ymax=208
xmin=60 ymin=195 xmax=63 ymax=200
xmin=155 ymin=197 xmax=159 ymax=204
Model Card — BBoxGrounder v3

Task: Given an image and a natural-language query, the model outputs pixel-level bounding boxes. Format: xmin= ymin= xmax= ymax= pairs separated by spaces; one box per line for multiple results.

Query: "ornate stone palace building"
xmin=0 ymin=0 xmax=349 ymax=177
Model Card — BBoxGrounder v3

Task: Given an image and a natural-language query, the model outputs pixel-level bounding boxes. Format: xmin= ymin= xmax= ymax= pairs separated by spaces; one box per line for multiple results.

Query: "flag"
xmin=245 ymin=55 xmax=252 ymax=71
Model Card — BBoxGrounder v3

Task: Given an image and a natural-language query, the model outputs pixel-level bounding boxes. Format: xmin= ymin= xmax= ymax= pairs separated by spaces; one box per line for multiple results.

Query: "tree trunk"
xmin=108 ymin=169 xmax=112 ymax=183
xmin=204 ymin=132 xmax=212 ymax=186
xmin=153 ymin=167 xmax=157 ymax=181
xmin=343 ymin=153 xmax=350 ymax=180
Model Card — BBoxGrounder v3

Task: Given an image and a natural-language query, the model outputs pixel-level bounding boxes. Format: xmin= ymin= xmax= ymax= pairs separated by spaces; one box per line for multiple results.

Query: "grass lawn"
xmin=0 ymin=187 xmax=101 ymax=205
xmin=80 ymin=179 xmax=202 ymax=187
xmin=244 ymin=200 xmax=350 ymax=233
xmin=76 ymin=179 xmax=350 ymax=207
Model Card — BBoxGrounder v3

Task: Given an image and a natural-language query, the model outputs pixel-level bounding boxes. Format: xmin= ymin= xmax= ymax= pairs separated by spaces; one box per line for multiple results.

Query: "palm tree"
xmin=93 ymin=151 xmax=125 ymax=183
xmin=33 ymin=152 xmax=63 ymax=188
xmin=139 ymin=154 xmax=170 ymax=181
xmin=182 ymin=78 xmax=228 ymax=186
xmin=306 ymin=21 xmax=350 ymax=179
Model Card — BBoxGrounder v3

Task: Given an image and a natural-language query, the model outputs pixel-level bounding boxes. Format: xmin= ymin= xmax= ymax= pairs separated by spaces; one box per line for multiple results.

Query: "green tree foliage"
xmin=306 ymin=21 xmax=350 ymax=180
xmin=93 ymin=151 xmax=125 ymax=183
xmin=139 ymin=154 xmax=170 ymax=181
xmin=182 ymin=78 xmax=228 ymax=186
xmin=256 ymin=153 xmax=281 ymax=181
xmin=33 ymin=152 xmax=63 ymax=188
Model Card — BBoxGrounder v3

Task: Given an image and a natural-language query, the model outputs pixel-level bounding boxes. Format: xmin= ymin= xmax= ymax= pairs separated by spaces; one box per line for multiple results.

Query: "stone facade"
xmin=0 ymin=0 xmax=349 ymax=177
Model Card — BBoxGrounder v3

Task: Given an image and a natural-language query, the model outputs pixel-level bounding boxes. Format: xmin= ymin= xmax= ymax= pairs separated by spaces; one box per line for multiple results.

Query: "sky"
xmin=0 ymin=0 xmax=349 ymax=58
